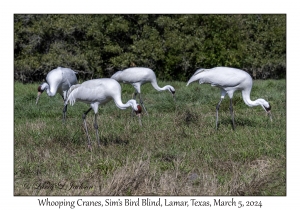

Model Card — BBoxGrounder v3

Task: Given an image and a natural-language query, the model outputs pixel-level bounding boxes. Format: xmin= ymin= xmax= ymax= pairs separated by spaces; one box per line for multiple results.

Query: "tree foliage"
xmin=14 ymin=14 xmax=286 ymax=83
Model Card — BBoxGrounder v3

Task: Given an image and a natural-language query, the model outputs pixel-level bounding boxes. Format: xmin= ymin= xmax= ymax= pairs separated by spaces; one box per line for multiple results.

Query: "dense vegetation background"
xmin=14 ymin=14 xmax=286 ymax=83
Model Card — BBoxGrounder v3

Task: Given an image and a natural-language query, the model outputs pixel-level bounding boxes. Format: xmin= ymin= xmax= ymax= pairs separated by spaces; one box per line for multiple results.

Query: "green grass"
xmin=14 ymin=79 xmax=286 ymax=195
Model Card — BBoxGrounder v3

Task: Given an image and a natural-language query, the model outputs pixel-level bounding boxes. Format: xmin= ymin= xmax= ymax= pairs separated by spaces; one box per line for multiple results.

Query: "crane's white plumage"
xmin=36 ymin=67 xmax=78 ymax=121
xmin=36 ymin=67 xmax=78 ymax=101
xmin=65 ymin=78 xmax=142 ymax=149
xmin=111 ymin=67 xmax=175 ymax=115
xmin=187 ymin=67 xmax=272 ymax=129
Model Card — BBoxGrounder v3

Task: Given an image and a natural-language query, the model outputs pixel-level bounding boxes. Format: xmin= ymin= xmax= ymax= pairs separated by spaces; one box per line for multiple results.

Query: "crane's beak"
xmin=36 ymin=92 xmax=42 ymax=105
xmin=267 ymin=111 xmax=272 ymax=122
xmin=137 ymin=113 xmax=142 ymax=126
xmin=263 ymin=104 xmax=272 ymax=122
xmin=172 ymin=93 xmax=176 ymax=102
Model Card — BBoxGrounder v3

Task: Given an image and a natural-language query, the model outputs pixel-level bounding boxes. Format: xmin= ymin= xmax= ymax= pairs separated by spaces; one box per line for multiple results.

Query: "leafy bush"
xmin=14 ymin=14 xmax=286 ymax=83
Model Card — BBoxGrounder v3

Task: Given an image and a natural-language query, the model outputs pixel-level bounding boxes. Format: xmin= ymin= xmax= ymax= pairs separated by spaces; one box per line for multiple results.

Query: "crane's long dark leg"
xmin=82 ymin=108 xmax=93 ymax=150
xmin=93 ymin=113 xmax=100 ymax=147
xmin=61 ymin=94 xmax=67 ymax=122
xmin=229 ymin=98 xmax=235 ymax=130
xmin=63 ymin=104 xmax=67 ymax=122
xmin=216 ymin=98 xmax=223 ymax=130
xmin=139 ymin=93 xmax=148 ymax=115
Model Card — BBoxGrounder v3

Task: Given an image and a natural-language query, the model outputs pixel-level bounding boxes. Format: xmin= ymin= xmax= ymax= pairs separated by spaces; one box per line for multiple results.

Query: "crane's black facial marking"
xmin=264 ymin=104 xmax=271 ymax=112
xmin=169 ymin=88 xmax=175 ymax=94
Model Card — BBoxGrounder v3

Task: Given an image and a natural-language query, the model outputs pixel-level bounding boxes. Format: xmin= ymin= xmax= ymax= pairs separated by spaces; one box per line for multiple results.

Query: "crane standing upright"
xmin=65 ymin=78 xmax=142 ymax=150
xmin=36 ymin=67 xmax=78 ymax=121
xmin=111 ymin=67 xmax=175 ymax=115
xmin=186 ymin=67 xmax=272 ymax=130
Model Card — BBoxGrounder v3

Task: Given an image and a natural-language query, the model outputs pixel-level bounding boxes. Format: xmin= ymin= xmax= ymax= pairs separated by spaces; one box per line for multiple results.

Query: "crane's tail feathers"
xmin=67 ymin=84 xmax=81 ymax=96
xmin=192 ymin=68 xmax=206 ymax=76
xmin=68 ymin=96 xmax=76 ymax=106
xmin=65 ymin=92 xmax=76 ymax=106
xmin=186 ymin=68 xmax=206 ymax=86
xmin=65 ymin=84 xmax=81 ymax=106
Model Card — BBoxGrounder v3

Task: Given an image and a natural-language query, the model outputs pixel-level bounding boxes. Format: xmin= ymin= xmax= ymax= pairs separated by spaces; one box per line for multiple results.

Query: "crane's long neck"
xmin=40 ymin=83 xmax=55 ymax=96
xmin=151 ymin=81 xmax=169 ymax=92
xmin=114 ymin=97 xmax=135 ymax=110
xmin=241 ymin=89 xmax=262 ymax=107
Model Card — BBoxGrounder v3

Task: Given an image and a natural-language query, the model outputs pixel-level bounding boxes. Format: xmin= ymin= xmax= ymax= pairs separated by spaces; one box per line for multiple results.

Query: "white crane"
xmin=36 ymin=67 xmax=78 ymax=121
xmin=64 ymin=78 xmax=142 ymax=150
xmin=186 ymin=67 xmax=272 ymax=130
xmin=111 ymin=67 xmax=175 ymax=115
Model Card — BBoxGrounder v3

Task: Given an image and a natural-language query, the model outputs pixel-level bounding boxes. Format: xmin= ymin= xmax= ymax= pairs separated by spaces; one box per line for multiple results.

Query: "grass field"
xmin=14 ymin=79 xmax=286 ymax=196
